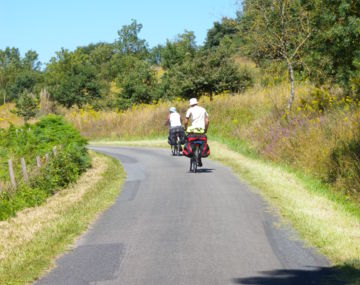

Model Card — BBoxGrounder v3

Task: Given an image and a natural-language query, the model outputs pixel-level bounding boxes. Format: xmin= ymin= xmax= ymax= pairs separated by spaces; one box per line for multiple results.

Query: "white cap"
xmin=189 ymin=98 xmax=198 ymax=106
xmin=169 ymin=107 xmax=176 ymax=113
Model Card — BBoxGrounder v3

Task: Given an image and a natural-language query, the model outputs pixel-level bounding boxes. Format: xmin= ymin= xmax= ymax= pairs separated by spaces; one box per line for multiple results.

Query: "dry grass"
xmin=0 ymin=152 xmax=106 ymax=261
xmin=0 ymin=103 xmax=23 ymax=128
xmin=0 ymin=151 xmax=126 ymax=284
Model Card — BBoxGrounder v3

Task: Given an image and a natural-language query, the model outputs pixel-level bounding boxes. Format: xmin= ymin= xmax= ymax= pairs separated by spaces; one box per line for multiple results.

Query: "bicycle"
xmin=171 ymin=132 xmax=181 ymax=156
xmin=189 ymin=139 xmax=203 ymax=173
xmin=171 ymin=131 xmax=182 ymax=156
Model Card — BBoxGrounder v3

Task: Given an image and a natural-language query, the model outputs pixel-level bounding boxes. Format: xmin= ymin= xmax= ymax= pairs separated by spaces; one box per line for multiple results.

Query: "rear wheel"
xmin=171 ymin=145 xmax=176 ymax=156
xmin=192 ymin=145 xmax=200 ymax=173
xmin=190 ymin=157 xmax=197 ymax=173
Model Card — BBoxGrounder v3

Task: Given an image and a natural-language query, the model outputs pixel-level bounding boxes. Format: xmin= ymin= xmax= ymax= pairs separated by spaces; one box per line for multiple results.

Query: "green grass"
xmin=0 ymin=151 xmax=126 ymax=284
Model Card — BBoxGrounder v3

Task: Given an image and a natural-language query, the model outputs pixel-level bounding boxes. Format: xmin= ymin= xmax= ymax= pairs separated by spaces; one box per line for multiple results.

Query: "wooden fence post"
xmin=8 ymin=159 xmax=16 ymax=189
xmin=21 ymin=157 xmax=29 ymax=183
xmin=45 ymin=153 xmax=49 ymax=163
xmin=36 ymin=156 xmax=41 ymax=168
xmin=53 ymin=146 xmax=57 ymax=156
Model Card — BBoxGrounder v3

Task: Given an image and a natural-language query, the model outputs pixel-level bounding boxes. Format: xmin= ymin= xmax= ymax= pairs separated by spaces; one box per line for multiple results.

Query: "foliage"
xmin=115 ymin=19 xmax=148 ymax=58
xmin=0 ymin=48 xmax=42 ymax=104
xmin=204 ymin=17 xmax=240 ymax=49
xmin=153 ymin=31 xmax=197 ymax=69
xmin=240 ymin=0 xmax=312 ymax=109
xmin=303 ymin=0 xmax=360 ymax=90
xmin=45 ymin=49 xmax=103 ymax=108
xmin=13 ymin=90 xmax=39 ymax=121
xmin=115 ymin=55 xmax=157 ymax=109
xmin=0 ymin=115 xmax=90 ymax=220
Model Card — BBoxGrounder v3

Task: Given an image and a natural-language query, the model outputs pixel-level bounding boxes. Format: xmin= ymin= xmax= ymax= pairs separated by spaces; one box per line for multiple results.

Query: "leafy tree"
xmin=116 ymin=56 xmax=157 ymax=108
xmin=45 ymin=49 xmax=103 ymax=108
xmin=160 ymin=31 xmax=197 ymax=69
xmin=159 ymin=38 xmax=252 ymax=100
xmin=303 ymin=0 xmax=360 ymax=91
xmin=0 ymin=48 xmax=42 ymax=104
xmin=13 ymin=90 xmax=39 ymax=122
xmin=115 ymin=19 xmax=148 ymax=57
xmin=7 ymin=71 xmax=41 ymax=101
xmin=241 ymin=0 xmax=312 ymax=110
xmin=204 ymin=17 xmax=240 ymax=49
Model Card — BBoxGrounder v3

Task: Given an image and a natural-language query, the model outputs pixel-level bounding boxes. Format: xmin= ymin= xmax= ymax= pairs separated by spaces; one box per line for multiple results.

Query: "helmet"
xmin=169 ymin=107 xmax=176 ymax=113
xmin=189 ymin=98 xmax=198 ymax=106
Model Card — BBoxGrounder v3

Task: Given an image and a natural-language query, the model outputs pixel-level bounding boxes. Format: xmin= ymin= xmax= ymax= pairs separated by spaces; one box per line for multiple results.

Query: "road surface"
xmin=36 ymin=146 xmax=338 ymax=285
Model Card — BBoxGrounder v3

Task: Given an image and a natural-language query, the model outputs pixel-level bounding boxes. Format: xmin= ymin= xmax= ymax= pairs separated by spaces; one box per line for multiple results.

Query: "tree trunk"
xmin=209 ymin=90 xmax=213 ymax=101
xmin=286 ymin=58 xmax=295 ymax=111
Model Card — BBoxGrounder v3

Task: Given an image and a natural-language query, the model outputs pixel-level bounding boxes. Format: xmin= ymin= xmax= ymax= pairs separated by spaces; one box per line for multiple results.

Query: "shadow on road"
xmin=188 ymin=168 xmax=214 ymax=173
xmin=232 ymin=264 xmax=360 ymax=285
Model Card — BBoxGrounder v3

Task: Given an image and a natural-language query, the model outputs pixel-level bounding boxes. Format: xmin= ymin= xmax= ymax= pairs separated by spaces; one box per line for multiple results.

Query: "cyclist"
xmin=184 ymin=98 xmax=209 ymax=166
xmin=166 ymin=107 xmax=185 ymax=152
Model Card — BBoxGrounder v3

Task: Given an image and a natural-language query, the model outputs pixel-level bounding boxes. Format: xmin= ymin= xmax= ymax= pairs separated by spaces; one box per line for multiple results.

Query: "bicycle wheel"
xmin=176 ymin=136 xmax=181 ymax=156
xmin=193 ymin=146 xmax=200 ymax=173
xmin=190 ymin=157 xmax=197 ymax=173
xmin=171 ymin=145 xmax=176 ymax=156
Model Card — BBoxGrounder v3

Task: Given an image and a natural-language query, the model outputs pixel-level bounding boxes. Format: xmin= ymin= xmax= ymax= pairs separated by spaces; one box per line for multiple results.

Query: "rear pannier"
xmin=183 ymin=134 xmax=210 ymax=158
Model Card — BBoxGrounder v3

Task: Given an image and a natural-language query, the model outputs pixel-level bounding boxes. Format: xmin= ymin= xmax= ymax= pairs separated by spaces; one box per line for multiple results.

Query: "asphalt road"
xmin=36 ymin=146 xmax=338 ymax=285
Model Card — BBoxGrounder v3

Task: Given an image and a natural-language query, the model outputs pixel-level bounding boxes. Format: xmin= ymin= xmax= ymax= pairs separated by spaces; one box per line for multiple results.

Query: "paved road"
xmin=36 ymin=146 xmax=338 ymax=285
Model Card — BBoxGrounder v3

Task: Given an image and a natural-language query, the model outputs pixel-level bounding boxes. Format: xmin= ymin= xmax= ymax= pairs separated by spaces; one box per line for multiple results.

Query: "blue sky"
xmin=1 ymin=0 xmax=239 ymax=65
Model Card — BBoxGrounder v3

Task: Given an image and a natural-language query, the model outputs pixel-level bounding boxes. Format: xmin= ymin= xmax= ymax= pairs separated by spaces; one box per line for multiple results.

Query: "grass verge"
xmin=92 ymin=138 xmax=360 ymax=284
xmin=0 ymin=151 xmax=126 ymax=284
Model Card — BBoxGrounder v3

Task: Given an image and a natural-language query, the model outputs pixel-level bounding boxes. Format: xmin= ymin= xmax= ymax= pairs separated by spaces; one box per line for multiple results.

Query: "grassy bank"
xmin=0 ymin=151 xmax=126 ymax=284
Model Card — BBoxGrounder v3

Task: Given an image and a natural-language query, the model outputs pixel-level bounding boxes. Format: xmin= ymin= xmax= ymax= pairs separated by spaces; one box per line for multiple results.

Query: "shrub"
xmin=0 ymin=115 xmax=90 ymax=220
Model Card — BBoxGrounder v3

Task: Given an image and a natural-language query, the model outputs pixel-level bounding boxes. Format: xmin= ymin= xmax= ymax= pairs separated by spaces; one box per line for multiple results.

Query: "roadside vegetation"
xmin=0 ymin=151 xmax=126 ymax=284
xmin=0 ymin=115 xmax=90 ymax=220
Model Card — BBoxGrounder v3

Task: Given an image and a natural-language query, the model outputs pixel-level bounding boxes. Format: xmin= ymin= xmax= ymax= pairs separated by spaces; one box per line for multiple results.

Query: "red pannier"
xmin=183 ymin=134 xmax=210 ymax=158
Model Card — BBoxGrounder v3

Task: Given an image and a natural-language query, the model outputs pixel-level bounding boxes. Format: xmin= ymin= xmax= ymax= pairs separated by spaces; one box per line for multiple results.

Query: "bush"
xmin=0 ymin=115 xmax=90 ymax=220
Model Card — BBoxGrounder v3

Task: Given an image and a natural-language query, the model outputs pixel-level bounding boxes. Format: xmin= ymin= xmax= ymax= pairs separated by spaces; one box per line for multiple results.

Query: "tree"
xmin=160 ymin=31 xmax=197 ymax=69
xmin=115 ymin=19 xmax=148 ymax=57
xmin=159 ymin=38 xmax=252 ymax=100
xmin=194 ymin=38 xmax=252 ymax=100
xmin=242 ymin=0 xmax=312 ymax=110
xmin=116 ymin=55 xmax=157 ymax=109
xmin=204 ymin=17 xmax=240 ymax=49
xmin=13 ymin=90 xmax=39 ymax=122
xmin=45 ymin=48 xmax=103 ymax=108
xmin=303 ymin=0 xmax=360 ymax=91
xmin=0 ymin=47 xmax=42 ymax=104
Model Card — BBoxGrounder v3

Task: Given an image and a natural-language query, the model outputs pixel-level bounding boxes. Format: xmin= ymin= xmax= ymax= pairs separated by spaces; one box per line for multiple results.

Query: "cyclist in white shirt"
xmin=184 ymin=98 xmax=209 ymax=134
xmin=184 ymin=98 xmax=209 ymax=167
xmin=166 ymin=107 xmax=185 ymax=150
xmin=167 ymin=107 xmax=182 ymax=128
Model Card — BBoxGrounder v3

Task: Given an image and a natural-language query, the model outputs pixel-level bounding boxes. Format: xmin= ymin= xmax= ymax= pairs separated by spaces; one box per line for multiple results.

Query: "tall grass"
xmin=0 ymin=104 xmax=25 ymax=128
xmin=65 ymin=82 xmax=360 ymax=198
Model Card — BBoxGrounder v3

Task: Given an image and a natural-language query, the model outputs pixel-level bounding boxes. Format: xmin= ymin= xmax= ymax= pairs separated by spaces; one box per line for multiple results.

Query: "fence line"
xmin=1 ymin=146 xmax=60 ymax=191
